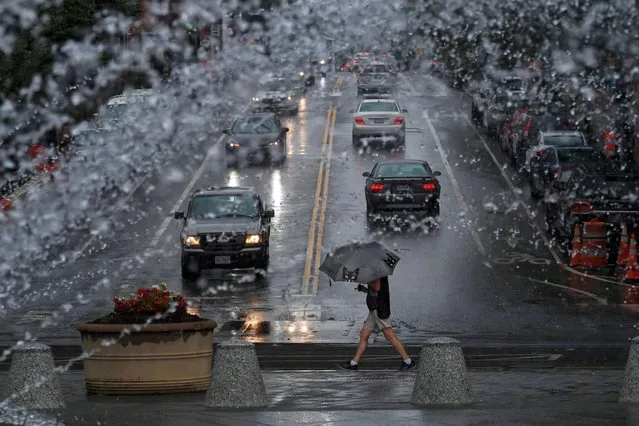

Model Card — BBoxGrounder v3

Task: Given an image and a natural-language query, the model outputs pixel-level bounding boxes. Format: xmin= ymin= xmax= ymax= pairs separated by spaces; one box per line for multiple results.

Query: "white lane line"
xmin=525 ymin=277 xmax=608 ymax=305
xmin=69 ymin=169 xmax=151 ymax=262
xmin=149 ymin=134 xmax=225 ymax=248
xmin=68 ymin=102 xmax=250 ymax=263
xmin=424 ymin=112 xmax=487 ymax=256
xmin=460 ymin=114 xmax=636 ymax=286
xmin=460 ymin=115 xmax=562 ymax=264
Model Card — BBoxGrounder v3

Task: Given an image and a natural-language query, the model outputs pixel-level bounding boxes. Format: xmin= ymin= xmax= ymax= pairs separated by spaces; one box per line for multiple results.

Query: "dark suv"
xmin=173 ymin=186 xmax=275 ymax=278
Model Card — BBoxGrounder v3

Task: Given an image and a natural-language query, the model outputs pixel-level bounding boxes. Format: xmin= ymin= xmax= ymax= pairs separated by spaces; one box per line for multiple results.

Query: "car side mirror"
xmin=174 ymin=211 xmax=185 ymax=219
xmin=222 ymin=129 xmax=230 ymax=135
xmin=264 ymin=209 xmax=275 ymax=218
xmin=402 ymin=108 xmax=408 ymax=113
xmin=349 ymin=109 xmax=355 ymax=114
xmin=433 ymin=171 xmax=442 ymax=177
xmin=284 ymin=127 xmax=289 ymax=133
xmin=362 ymin=171 xmax=370 ymax=177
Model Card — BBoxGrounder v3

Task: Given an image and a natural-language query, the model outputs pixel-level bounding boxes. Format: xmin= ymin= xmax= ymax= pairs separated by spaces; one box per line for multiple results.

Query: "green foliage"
xmin=1 ymin=0 xmax=141 ymax=97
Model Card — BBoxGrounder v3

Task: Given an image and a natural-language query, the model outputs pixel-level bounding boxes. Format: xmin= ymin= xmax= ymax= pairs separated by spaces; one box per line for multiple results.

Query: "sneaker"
xmin=399 ymin=360 xmax=416 ymax=371
xmin=337 ymin=361 xmax=358 ymax=370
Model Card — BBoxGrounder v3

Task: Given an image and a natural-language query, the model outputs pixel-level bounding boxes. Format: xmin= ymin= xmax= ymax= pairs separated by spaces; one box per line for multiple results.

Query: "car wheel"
xmin=430 ymin=200 xmax=440 ymax=217
xmin=181 ymin=260 xmax=199 ymax=280
xmin=352 ymin=134 xmax=360 ymax=146
xmin=357 ymin=88 xmax=362 ymax=96
xmin=397 ymin=133 xmax=406 ymax=146
xmin=530 ymin=182 xmax=543 ymax=199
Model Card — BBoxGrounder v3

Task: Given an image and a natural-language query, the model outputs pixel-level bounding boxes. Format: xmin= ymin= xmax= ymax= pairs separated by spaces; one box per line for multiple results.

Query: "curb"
xmin=0 ymin=341 xmax=629 ymax=371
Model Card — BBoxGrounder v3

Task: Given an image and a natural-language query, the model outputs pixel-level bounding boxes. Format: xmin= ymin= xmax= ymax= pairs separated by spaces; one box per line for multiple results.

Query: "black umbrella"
xmin=319 ymin=241 xmax=400 ymax=285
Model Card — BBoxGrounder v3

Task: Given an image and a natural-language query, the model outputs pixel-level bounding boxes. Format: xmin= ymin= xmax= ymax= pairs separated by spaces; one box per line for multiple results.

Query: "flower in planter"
xmin=113 ymin=283 xmax=188 ymax=315
xmin=90 ymin=283 xmax=204 ymax=324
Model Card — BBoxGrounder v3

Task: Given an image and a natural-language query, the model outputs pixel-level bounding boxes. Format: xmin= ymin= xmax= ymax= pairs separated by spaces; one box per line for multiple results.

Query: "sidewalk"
xmin=0 ymin=369 xmax=631 ymax=425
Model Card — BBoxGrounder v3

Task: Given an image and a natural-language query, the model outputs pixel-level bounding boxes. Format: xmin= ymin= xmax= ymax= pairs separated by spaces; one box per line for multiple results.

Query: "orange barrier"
xmin=624 ymin=233 xmax=639 ymax=281
xmin=618 ymin=221 xmax=630 ymax=265
xmin=621 ymin=285 xmax=639 ymax=305
xmin=580 ymin=220 xmax=608 ymax=268
xmin=1 ymin=198 xmax=12 ymax=211
xmin=569 ymin=223 xmax=583 ymax=266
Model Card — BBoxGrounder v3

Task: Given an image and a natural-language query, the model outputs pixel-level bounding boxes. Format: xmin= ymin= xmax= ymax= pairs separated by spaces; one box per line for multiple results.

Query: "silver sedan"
xmin=351 ymin=98 xmax=407 ymax=146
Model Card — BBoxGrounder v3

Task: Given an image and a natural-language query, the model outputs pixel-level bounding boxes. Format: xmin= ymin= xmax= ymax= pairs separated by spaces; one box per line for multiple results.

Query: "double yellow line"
xmin=301 ymin=76 xmax=344 ymax=295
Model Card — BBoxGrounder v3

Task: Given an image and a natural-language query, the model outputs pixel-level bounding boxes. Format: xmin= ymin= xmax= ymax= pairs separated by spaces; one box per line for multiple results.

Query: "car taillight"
xmin=604 ymin=143 xmax=617 ymax=152
xmin=571 ymin=201 xmax=593 ymax=213
xmin=354 ymin=117 xmax=365 ymax=125
xmin=393 ymin=117 xmax=404 ymax=125
xmin=423 ymin=182 xmax=436 ymax=191
xmin=370 ymin=183 xmax=384 ymax=192
xmin=340 ymin=66 xmax=344 ymax=71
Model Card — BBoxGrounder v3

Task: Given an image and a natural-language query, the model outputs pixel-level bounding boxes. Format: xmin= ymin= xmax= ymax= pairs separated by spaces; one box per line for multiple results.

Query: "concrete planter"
xmin=76 ymin=320 xmax=217 ymax=395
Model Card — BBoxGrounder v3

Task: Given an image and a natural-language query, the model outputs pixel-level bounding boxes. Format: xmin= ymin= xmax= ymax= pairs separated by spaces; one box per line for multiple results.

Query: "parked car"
xmin=529 ymin=146 xmax=602 ymax=199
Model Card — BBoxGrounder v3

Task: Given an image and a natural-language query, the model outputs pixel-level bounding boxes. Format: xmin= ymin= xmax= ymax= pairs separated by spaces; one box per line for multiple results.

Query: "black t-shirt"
xmin=366 ymin=277 xmax=391 ymax=319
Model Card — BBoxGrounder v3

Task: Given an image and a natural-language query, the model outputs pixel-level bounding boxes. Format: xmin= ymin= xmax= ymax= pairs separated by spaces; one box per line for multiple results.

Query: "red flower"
xmin=112 ymin=283 xmax=189 ymax=316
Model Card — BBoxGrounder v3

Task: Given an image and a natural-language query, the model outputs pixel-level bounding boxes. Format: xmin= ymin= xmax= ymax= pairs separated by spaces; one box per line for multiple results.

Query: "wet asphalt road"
xmin=5 ymin=73 xmax=639 ymax=346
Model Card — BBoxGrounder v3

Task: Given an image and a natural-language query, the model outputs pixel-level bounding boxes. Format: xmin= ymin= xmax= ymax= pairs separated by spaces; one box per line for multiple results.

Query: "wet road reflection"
xmin=7 ymin=73 xmax=639 ymax=345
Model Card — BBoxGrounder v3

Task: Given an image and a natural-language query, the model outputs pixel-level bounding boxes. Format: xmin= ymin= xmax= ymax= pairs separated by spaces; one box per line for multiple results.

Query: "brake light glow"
xmin=354 ymin=117 xmax=365 ymax=125
xmin=603 ymin=143 xmax=617 ymax=152
xmin=393 ymin=117 xmax=404 ymax=125
xmin=571 ymin=201 xmax=593 ymax=213
xmin=423 ymin=182 xmax=436 ymax=191
xmin=370 ymin=183 xmax=384 ymax=192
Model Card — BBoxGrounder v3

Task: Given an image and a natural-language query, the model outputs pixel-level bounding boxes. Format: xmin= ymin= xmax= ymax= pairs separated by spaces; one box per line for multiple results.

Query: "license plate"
xmin=373 ymin=118 xmax=385 ymax=124
xmin=395 ymin=185 xmax=410 ymax=192
xmin=215 ymin=256 xmax=231 ymax=265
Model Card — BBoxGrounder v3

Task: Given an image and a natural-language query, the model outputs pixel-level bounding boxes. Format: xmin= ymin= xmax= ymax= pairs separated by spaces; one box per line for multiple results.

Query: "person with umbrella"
xmin=320 ymin=241 xmax=416 ymax=371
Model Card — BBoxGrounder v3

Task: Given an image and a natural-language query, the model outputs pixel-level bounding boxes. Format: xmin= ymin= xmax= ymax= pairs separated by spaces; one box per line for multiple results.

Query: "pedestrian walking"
xmin=318 ymin=240 xmax=416 ymax=372
xmin=337 ymin=276 xmax=415 ymax=371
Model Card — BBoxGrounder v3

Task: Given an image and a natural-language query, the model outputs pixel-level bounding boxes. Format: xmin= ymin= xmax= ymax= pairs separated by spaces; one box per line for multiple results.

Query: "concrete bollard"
xmin=205 ymin=341 xmax=268 ymax=408
xmin=411 ymin=337 xmax=473 ymax=406
xmin=6 ymin=343 xmax=65 ymax=409
xmin=620 ymin=336 xmax=639 ymax=402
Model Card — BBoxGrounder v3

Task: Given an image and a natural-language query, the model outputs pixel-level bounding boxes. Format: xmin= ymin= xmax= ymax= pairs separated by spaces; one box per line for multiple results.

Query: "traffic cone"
xmin=569 ymin=223 xmax=583 ymax=267
xmin=623 ymin=285 xmax=639 ymax=305
xmin=618 ymin=221 xmax=630 ymax=266
xmin=624 ymin=233 xmax=639 ymax=281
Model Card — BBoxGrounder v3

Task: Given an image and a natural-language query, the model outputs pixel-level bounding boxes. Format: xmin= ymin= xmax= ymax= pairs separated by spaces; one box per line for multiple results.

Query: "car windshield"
xmin=544 ymin=134 xmax=584 ymax=147
xmin=359 ymin=102 xmax=399 ymax=112
xmin=263 ymin=80 xmax=289 ymax=91
xmin=376 ymin=162 xmax=432 ymax=178
xmin=189 ymin=194 xmax=259 ymax=219
xmin=363 ymin=65 xmax=391 ymax=73
xmin=503 ymin=79 xmax=523 ymax=91
xmin=556 ymin=149 xmax=598 ymax=165
xmin=232 ymin=117 xmax=278 ymax=134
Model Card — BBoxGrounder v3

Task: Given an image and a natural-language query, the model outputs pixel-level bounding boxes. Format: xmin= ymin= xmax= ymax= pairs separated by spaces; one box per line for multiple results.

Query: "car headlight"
xmin=182 ymin=235 xmax=201 ymax=247
xmin=298 ymin=71 xmax=305 ymax=77
xmin=245 ymin=234 xmax=262 ymax=244
xmin=319 ymin=59 xmax=326 ymax=65
xmin=253 ymin=97 xmax=260 ymax=102
xmin=228 ymin=141 xmax=240 ymax=148
xmin=266 ymin=139 xmax=279 ymax=146
xmin=287 ymin=96 xmax=292 ymax=100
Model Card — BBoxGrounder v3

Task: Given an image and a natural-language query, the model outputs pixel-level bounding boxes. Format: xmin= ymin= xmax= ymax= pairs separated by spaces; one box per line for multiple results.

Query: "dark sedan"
xmin=223 ymin=113 xmax=289 ymax=167
xmin=529 ymin=146 xmax=603 ymax=199
xmin=363 ymin=160 xmax=442 ymax=225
